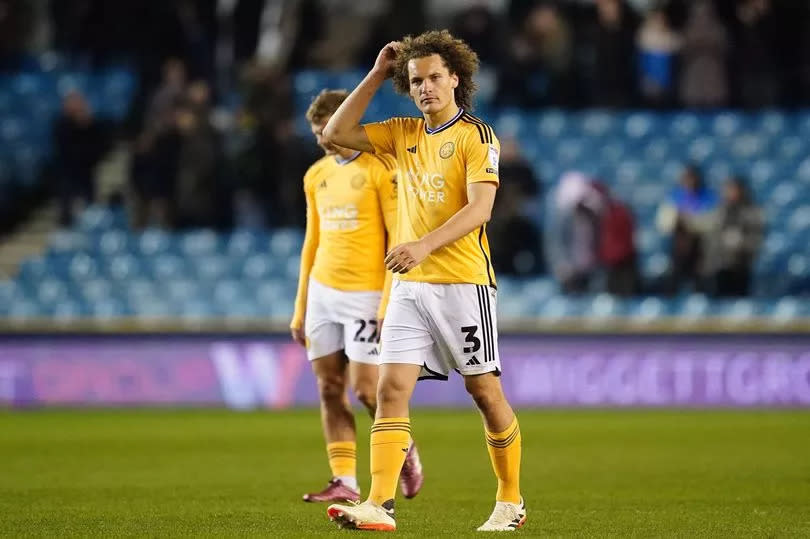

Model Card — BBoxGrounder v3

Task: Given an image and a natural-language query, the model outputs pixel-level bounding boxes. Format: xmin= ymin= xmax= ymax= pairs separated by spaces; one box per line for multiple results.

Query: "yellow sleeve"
xmin=464 ymin=128 xmax=501 ymax=186
xmin=374 ymin=158 xmax=398 ymax=320
xmin=291 ymin=171 xmax=319 ymax=329
xmin=363 ymin=119 xmax=397 ymax=156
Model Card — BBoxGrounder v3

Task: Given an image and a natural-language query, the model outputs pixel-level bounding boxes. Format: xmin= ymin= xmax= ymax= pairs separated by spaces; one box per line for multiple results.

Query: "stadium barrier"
xmin=1 ymin=333 xmax=808 ymax=408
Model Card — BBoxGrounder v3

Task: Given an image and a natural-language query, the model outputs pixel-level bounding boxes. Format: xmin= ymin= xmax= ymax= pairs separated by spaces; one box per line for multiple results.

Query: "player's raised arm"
xmin=322 ymin=42 xmax=400 ymax=152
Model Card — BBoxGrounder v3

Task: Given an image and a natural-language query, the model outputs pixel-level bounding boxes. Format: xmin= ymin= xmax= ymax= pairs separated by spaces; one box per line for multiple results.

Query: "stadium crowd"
xmin=0 ymin=0 xmax=806 ymax=300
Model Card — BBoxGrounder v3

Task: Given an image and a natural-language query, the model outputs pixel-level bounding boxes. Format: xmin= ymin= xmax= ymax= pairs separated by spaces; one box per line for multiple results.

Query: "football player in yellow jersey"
xmin=322 ymin=31 xmax=524 ymax=532
xmin=291 ymin=89 xmax=424 ymax=504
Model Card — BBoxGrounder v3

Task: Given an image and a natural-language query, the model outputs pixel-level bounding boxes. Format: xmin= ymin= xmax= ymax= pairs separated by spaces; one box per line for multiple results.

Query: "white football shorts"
xmin=304 ymin=278 xmax=382 ymax=364
xmin=380 ymin=280 xmax=501 ymax=380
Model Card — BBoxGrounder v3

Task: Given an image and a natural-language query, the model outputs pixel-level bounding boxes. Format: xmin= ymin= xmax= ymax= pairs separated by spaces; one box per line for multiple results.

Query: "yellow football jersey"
xmin=291 ymin=152 xmax=398 ymax=329
xmin=364 ymin=109 xmax=499 ymax=287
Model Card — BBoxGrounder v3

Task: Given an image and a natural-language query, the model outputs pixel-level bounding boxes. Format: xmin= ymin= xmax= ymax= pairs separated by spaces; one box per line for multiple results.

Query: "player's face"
xmin=407 ymin=54 xmax=459 ymax=115
xmin=310 ymin=117 xmax=337 ymax=155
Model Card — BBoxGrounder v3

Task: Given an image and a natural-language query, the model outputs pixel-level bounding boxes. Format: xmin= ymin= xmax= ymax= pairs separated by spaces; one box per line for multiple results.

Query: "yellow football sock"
xmin=368 ymin=417 xmax=411 ymax=505
xmin=327 ymin=441 xmax=356 ymax=479
xmin=485 ymin=416 xmax=522 ymax=504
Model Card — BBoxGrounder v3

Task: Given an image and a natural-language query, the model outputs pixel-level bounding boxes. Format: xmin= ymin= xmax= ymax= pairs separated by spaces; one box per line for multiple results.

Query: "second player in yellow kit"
xmin=291 ymin=89 xmax=424 ymax=505
xmin=296 ymin=150 xmax=397 ymax=300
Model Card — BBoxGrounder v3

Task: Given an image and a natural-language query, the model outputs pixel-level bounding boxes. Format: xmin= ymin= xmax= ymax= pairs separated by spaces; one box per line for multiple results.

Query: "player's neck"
xmin=334 ymin=147 xmax=360 ymax=162
xmin=424 ymin=103 xmax=461 ymax=131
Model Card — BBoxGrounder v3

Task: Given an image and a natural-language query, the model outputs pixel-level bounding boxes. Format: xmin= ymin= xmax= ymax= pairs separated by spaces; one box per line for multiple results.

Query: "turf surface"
xmin=1 ymin=409 xmax=809 ymax=537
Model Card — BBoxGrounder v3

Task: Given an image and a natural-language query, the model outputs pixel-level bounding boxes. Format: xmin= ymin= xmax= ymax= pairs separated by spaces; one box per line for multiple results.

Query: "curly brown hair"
xmin=305 ymin=89 xmax=349 ymax=124
xmin=391 ymin=30 xmax=480 ymax=111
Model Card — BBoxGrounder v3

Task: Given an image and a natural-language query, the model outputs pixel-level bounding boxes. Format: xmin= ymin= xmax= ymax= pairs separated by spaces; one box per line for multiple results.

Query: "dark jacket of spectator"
xmin=679 ymin=1 xmax=729 ymax=108
xmin=704 ymin=177 xmax=764 ymax=297
xmin=53 ymin=92 xmax=111 ymax=225
xmin=588 ymin=0 xmax=639 ymax=107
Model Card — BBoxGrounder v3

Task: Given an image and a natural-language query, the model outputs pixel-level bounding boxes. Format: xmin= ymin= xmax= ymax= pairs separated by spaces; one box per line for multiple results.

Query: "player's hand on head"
xmin=373 ymin=41 xmax=400 ymax=78
xmin=385 ymin=241 xmax=430 ymax=274
xmin=291 ymin=325 xmax=306 ymax=347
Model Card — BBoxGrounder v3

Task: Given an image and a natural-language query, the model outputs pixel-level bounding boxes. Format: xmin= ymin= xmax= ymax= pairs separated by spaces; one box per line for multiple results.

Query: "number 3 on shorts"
xmin=461 ymin=325 xmax=481 ymax=353
xmin=353 ymin=319 xmax=379 ymax=343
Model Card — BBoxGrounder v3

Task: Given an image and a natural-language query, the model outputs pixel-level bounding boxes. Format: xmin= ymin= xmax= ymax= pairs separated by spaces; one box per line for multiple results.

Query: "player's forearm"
xmin=291 ymin=233 xmax=319 ymax=328
xmin=420 ymin=201 xmax=491 ymax=254
xmin=323 ymin=70 xmax=386 ymax=148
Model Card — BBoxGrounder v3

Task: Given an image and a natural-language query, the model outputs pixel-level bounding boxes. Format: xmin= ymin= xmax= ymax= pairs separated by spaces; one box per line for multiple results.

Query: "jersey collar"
xmin=424 ymin=108 xmax=464 ymax=135
xmin=335 ymin=151 xmax=361 ymax=166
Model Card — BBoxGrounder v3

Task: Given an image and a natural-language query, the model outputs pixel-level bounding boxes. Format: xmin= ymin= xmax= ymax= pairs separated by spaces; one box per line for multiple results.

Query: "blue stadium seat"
xmin=588 ymin=294 xmax=627 ymax=318
xmin=498 ymin=294 xmax=535 ymax=318
xmin=137 ymin=229 xmax=174 ymax=256
xmin=242 ymin=253 xmax=279 ymax=280
xmin=537 ymin=296 xmax=586 ymax=318
xmin=787 ymin=206 xmax=810 ymax=236
xmin=107 ymin=253 xmax=144 ymax=281
xmin=194 ymin=254 xmax=232 ymax=281
xmin=78 ymin=278 xmax=114 ymax=303
xmin=227 ymin=229 xmax=269 ymax=257
xmin=180 ymin=299 xmax=218 ymax=319
xmin=67 ymin=252 xmax=99 ymax=281
xmin=90 ymin=298 xmax=130 ymax=318
xmin=97 ymin=230 xmax=133 ymax=256
xmin=628 ymin=297 xmax=672 ymax=320
xmin=179 ymin=229 xmax=221 ymax=256
xmin=271 ymin=228 xmax=304 ymax=258
xmin=222 ymin=299 xmax=262 ymax=318
xmin=49 ymin=230 xmax=89 ymax=253
xmin=164 ymin=278 xmax=202 ymax=303
xmin=124 ymin=278 xmax=159 ymax=302
xmin=711 ymin=112 xmax=745 ymax=138
xmin=537 ymin=111 xmax=569 ymax=138
xmin=255 ymin=279 xmax=288 ymax=309
xmin=149 ymin=254 xmax=187 ymax=280
xmin=77 ymin=206 xmax=123 ymax=232
xmin=133 ymin=298 xmax=176 ymax=318
xmin=8 ymin=299 xmax=44 ymax=319
xmin=36 ymin=278 xmax=70 ymax=305
xmin=0 ymin=280 xmax=24 ymax=304
xmin=624 ymin=112 xmax=656 ymax=139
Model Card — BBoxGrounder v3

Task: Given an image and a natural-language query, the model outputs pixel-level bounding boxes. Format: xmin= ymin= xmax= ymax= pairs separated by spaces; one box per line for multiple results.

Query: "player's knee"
xmin=376 ymin=377 xmax=408 ymax=408
xmin=352 ymin=382 xmax=377 ymax=410
xmin=317 ymin=374 xmax=346 ymax=404
xmin=466 ymin=383 xmax=503 ymax=414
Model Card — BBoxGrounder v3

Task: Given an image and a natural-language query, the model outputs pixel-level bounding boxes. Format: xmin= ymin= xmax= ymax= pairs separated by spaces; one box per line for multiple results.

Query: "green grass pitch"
xmin=1 ymin=409 xmax=809 ymax=537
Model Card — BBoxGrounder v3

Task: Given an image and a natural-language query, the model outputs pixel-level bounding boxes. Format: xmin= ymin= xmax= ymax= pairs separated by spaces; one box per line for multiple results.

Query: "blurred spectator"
xmin=498 ymin=138 xmax=539 ymax=198
xmin=593 ymin=182 xmax=639 ymax=296
xmin=52 ymin=91 xmax=111 ymax=226
xmin=360 ymin=0 xmax=426 ymax=66
xmin=451 ymin=4 xmax=503 ymax=66
xmin=731 ymin=0 xmax=779 ymax=108
xmin=497 ymin=2 xmax=575 ymax=107
xmin=174 ymin=81 xmax=223 ymax=229
xmin=229 ymin=64 xmax=315 ymax=228
xmin=143 ymin=58 xmax=188 ymax=137
xmin=656 ymin=165 xmax=718 ymax=293
xmin=703 ymin=177 xmax=764 ymax=297
xmin=547 ymin=172 xmax=604 ymax=294
xmin=679 ymin=0 xmax=729 ymax=108
xmin=129 ymin=58 xmax=188 ymax=229
xmin=488 ymin=139 xmax=543 ymax=276
xmin=636 ymin=8 xmax=680 ymax=107
xmin=585 ymin=0 xmax=639 ymax=107
xmin=0 ymin=0 xmax=35 ymax=70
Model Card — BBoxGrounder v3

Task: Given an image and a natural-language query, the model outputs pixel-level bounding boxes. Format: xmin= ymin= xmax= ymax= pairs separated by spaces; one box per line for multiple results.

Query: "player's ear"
xmin=450 ymin=73 xmax=459 ymax=89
